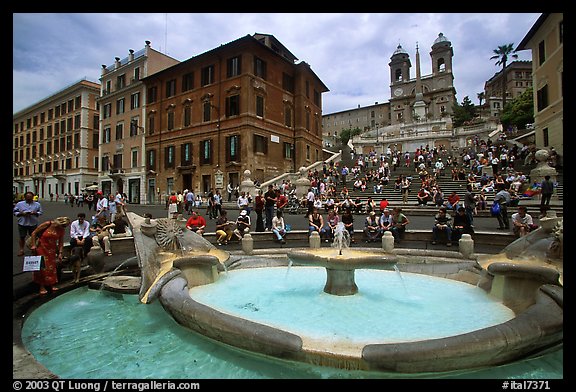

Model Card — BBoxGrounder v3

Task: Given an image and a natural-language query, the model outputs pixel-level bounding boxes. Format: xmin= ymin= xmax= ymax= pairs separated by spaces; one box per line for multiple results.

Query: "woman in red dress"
xmin=29 ymin=216 xmax=70 ymax=295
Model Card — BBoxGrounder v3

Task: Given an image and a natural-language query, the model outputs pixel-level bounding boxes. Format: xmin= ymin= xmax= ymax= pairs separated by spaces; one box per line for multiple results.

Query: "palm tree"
xmin=477 ymin=92 xmax=485 ymax=106
xmin=490 ymin=43 xmax=518 ymax=111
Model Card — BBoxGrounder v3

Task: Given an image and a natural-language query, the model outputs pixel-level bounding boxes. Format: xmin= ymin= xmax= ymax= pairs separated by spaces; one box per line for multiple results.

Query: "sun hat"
xmin=240 ymin=210 xmax=247 ymax=216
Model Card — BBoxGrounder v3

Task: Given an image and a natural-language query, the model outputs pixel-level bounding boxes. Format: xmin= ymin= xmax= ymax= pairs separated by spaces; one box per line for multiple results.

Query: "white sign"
xmin=270 ymin=135 xmax=280 ymax=143
xmin=23 ymin=256 xmax=43 ymax=272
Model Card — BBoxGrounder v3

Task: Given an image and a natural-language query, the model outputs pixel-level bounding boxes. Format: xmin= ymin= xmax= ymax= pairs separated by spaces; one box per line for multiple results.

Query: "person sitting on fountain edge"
xmin=341 ymin=208 xmax=355 ymax=243
xmin=271 ymin=209 xmax=287 ymax=244
xmin=431 ymin=206 xmax=453 ymax=246
xmin=185 ymin=210 xmax=207 ymax=236
xmin=363 ymin=211 xmax=381 ymax=243
xmin=234 ymin=210 xmax=251 ymax=240
xmin=308 ymin=207 xmax=324 ymax=236
xmin=321 ymin=209 xmax=340 ymax=243
xmin=452 ymin=206 xmax=474 ymax=242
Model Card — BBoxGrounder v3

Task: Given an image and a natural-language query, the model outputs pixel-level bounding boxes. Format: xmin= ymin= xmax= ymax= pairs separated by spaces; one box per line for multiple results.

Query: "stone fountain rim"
xmin=157 ymin=259 xmax=563 ymax=373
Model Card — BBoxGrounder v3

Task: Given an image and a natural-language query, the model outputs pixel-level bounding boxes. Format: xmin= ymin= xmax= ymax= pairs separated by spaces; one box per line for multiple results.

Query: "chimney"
xmin=128 ymin=49 xmax=134 ymax=62
xmin=101 ymin=64 xmax=107 ymax=76
xmin=114 ymin=57 xmax=121 ymax=69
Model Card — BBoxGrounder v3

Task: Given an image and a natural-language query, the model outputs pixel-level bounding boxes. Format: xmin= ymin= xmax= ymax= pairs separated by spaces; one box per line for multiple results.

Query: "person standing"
xmin=463 ymin=184 xmax=477 ymax=225
xmin=540 ymin=175 xmax=554 ymax=210
xmin=254 ymin=189 xmax=265 ymax=232
xmin=264 ymin=184 xmax=277 ymax=231
xmin=95 ymin=191 xmax=110 ymax=223
xmin=493 ymin=184 xmax=511 ymax=230
xmin=227 ymin=182 xmax=234 ymax=202
xmin=306 ymin=187 xmax=316 ymax=217
xmin=14 ymin=191 xmax=43 ymax=256
xmin=29 ymin=216 xmax=70 ymax=295
xmin=185 ymin=189 xmax=195 ymax=215
xmin=114 ymin=191 xmax=126 ymax=216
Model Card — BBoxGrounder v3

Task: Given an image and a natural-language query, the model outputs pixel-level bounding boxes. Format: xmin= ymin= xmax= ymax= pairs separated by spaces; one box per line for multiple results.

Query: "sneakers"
xmin=431 ymin=241 xmax=437 ymax=245
xmin=105 ymin=251 xmax=113 ymax=256
xmin=281 ymin=239 xmax=286 ymax=244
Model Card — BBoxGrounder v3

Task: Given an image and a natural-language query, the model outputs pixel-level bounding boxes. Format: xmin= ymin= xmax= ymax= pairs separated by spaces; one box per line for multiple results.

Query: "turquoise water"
xmin=190 ymin=267 xmax=514 ymax=344
xmin=21 ymin=285 xmax=563 ymax=379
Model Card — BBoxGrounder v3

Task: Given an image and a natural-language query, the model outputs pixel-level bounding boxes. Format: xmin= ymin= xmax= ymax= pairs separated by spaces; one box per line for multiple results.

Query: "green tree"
xmin=339 ymin=127 xmax=362 ymax=145
xmin=452 ymin=96 xmax=475 ymax=127
xmin=490 ymin=43 xmax=518 ymax=110
xmin=499 ymin=88 xmax=534 ymax=130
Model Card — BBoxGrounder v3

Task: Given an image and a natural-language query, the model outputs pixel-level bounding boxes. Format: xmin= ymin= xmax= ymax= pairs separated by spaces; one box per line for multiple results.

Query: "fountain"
xmin=20 ymin=212 xmax=563 ymax=376
xmin=287 ymin=222 xmax=398 ymax=295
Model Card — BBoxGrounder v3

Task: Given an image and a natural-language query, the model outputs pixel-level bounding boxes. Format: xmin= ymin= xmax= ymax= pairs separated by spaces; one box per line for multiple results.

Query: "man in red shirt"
xmin=186 ymin=210 xmax=207 ymax=235
xmin=379 ymin=197 xmax=389 ymax=214
xmin=276 ymin=189 xmax=288 ymax=212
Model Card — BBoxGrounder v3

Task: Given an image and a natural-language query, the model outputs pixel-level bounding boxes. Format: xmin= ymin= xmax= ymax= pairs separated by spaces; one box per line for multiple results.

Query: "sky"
xmin=13 ymin=13 xmax=541 ymax=116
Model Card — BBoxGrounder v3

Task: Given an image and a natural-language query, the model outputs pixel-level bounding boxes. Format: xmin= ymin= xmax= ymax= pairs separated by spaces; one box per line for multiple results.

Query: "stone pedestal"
xmin=242 ymin=233 xmax=254 ymax=255
xmin=294 ymin=167 xmax=311 ymax=200
xmin=239 ymin=169 xmax=256 ymax=198
xmin=382 ymin=231 xmax=395 ymax=252
xmin=309 ymin=231 xmax=321 ymax=249
xmin=530 ymin=149 xmax=558 ymax=200
xmin=459 ymin=234 xmax=474 ymax=258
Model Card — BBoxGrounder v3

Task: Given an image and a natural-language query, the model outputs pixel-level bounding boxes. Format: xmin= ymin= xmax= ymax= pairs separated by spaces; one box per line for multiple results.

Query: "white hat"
xmin=240 ymin=210 xmax=247 ymax=216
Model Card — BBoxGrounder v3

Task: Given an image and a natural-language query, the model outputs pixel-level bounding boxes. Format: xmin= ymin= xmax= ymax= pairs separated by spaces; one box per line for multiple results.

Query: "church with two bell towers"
xmin=388 ymin=32 xmax=456 ymax=125
xmin=322 ymin=33 xmax=457 ymax=147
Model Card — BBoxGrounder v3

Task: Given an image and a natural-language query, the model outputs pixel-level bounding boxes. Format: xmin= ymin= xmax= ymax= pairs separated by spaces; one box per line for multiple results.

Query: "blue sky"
xmin=13 ymin=13 xmax=540 ymax=115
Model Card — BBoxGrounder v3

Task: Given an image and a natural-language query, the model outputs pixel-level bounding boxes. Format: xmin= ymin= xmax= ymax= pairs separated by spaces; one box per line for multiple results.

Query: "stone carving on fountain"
xmin=126 ymin=212 xmax=229 ymax=303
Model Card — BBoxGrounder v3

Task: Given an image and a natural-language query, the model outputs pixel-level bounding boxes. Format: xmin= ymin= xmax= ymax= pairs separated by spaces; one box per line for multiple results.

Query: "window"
xmin=74 ymin=114 xmax=81 ymax=129
xmin=75 ymin=96 xmax=81 ymax=110
xmin=166 ymin=79 xmax=176 ymax=98
xmin=306 ymin=145 xmax=310 ymax=160
xmin=103 ymin=103 xmax=112 ymax=119
xmin=284 ymin=107 xmax=292 ymax=127
xmin=146 ymin=150 xmax=156 ymax=171
xmin=130 ymin=120 xmax=139 ymax=136
xmin=131 ymin=92 xmax=140 ymax=109
xmin=165 ymin=146 xmax=175 ymax=168
xmin=283 ymin=142 xmax=293 ymax=159
xmin=131 ymin=149 xmax=138 ymax=168
xmin=226 ymin=135 xmax=240 ymax=161
xmin=148 ymin=115 xmax=155 ymax=135
xmin=115 ymin=123 xmax=123 ymax=140
xmin=105 ymin=81 xmax=111 ymax=95
xmin=256 ymin=96 xmax=264 ymax=117
xmin=147 ymin=87 xmax=158 ymax=103
xmin=538 ymin=40 xmax=546 ymax=66
xmin=103 ymin=127 xmax=111 ymax=143
xmin=254 ymin=134 xmax=267 ymax=154
xmin=314 ymin=90 xmax=321 ymax=107
xmin=305 ymin=80 xmax=309 ymax=98
xmin=282 ymin=73 xmax=294 ymax=93
xmin=395 ymin=69 xmax=402 ymax=82
xmin=226 ymin=95 xmax=240 ymax=117
xmin=537 ymin=85 xmax=548 ymax=112
xmin=181 ymin=143 xmax=193 ymax=165
xmin=116 ymin=98 xmax=125 ymax=114
xmin=437 ymin=58 xmax=446 ymax=72
xmin=183 ymin=106 xmax=192 ymax=127
xmin=200 ymin=140 xmax=212 ymax=164
xmin=203 ymin=102 xmax=211 ymax=122
xmin=201 ymin=65 xmax=215 ymax=86
xmin=254 ymin=57 xmax=267 ymax=80
xmin=542 ymin=127 xmax=549 ymax=147
xmin=182 ymin=72 xmax=194 ymax=91
xmin=134 ymin=67 xmax=140 ymax=81
xmin=117 ymin=74 xmax=126 ymax=89
xmin=227 ymin=56 xmax=241 ymax=78
xmin=167 ymin=111 xmax=175 ymax=130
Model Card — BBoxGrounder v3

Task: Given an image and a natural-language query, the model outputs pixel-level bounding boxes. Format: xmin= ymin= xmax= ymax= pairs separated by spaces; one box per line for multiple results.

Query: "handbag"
xmin=490 ymin=203 xmax=501 ymax=216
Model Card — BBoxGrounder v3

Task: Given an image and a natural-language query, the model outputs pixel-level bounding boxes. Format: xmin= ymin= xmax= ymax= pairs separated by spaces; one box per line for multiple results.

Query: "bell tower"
xmin=389 ymin=44 xmax=411 ymax=88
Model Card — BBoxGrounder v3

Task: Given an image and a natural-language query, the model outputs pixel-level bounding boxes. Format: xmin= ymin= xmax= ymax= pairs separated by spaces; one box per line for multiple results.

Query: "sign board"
xmin=23 ymin=256 xmax=43 ymax=272
xmin=215 ymin=170 xmax=224 ymax=189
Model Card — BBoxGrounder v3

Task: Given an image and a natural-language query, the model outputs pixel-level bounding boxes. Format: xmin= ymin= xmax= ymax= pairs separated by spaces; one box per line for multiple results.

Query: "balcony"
xmin=108 ymin=169 xmax=125 ymax=179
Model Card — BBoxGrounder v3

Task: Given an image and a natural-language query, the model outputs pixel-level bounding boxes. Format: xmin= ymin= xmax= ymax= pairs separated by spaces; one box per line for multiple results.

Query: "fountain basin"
xmin=158 ymin=263 xmax=562 ymax=373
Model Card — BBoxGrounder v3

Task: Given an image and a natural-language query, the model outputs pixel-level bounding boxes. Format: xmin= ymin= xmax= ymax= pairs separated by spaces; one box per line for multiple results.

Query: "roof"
xmin=517 ymin=13 xmax=549 ymax=50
